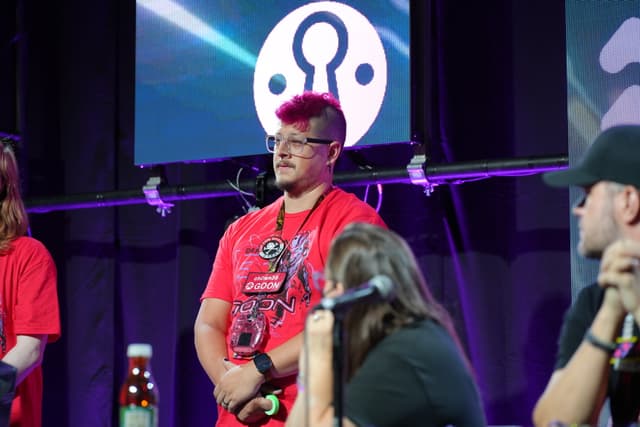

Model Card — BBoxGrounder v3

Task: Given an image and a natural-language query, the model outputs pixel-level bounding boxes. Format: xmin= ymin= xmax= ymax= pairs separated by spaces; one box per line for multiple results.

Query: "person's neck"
xmin=283 ymin=181 xmax=333 ymax=213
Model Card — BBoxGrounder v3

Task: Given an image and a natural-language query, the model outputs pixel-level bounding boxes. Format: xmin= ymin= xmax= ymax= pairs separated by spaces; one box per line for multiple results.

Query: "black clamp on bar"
xmin=406 ymin=152 xmax=434 ymax=196
xmin=143 ymin=176 xmax=174 ymax=217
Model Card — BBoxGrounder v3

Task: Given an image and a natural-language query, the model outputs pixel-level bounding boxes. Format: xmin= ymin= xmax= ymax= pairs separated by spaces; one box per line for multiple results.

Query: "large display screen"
xmin=565 ymin=1 xmax=640 ymax=296
xmin=134 ymin=0 xmax=410 ymax=165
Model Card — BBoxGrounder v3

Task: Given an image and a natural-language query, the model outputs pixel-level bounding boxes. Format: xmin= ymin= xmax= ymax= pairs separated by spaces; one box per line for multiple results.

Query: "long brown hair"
xmin=325 ymin=223 xmax=468 ymax=380
xmin=0 ymin=141 xmax=28 ymax=252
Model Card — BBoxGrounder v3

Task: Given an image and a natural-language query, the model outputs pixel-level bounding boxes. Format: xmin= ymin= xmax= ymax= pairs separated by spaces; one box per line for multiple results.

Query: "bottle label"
xmin=120 ymin=406 xmax=158 ymax=427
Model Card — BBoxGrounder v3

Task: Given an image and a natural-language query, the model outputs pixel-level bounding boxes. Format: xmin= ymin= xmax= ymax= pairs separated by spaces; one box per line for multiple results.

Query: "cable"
xmin=226 ymin=168 xmax=257 ymax=213
xmin=375 ymin=184 xmax=383 ymax=213
xmin=361 ymin=183 xmax=383 ymax=213
xmin=231 ymin=168 xmax=255 ymax=197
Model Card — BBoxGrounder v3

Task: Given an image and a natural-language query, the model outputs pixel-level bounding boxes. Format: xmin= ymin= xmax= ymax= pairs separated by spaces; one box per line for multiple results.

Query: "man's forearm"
xmin=264 ymin=332 xmax=303 ymax=379
xmin=194 ymin=323 xmax=230 ymax=385
xmin=534 ymin=309 xmax=620 ymax=426
xmin=533 ymin=344 xmax=610 ymax=426
xmin=1 ymin=335 xmax=46 ymax=385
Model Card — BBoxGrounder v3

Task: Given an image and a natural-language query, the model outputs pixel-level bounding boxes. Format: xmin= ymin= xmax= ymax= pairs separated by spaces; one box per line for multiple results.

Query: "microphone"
xmin=317 ymin=275 xmax=394 ymax=312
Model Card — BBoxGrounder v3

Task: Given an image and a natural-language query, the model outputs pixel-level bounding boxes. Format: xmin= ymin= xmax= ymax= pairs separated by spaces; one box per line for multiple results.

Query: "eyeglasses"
xmin=265 ymin=134 xmax=334 ymax=154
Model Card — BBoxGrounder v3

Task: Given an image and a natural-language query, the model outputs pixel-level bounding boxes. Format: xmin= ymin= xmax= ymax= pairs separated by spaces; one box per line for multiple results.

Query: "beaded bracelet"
xmin=264 ymin=394 xmax=280 ymax=416
xmin=584 ymin=329 xmax=617 ymax=354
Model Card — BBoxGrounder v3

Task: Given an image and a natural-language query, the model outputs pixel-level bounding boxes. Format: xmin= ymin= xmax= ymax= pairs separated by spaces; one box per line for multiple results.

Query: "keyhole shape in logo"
xmin=599 ymin=17 xmax=640 ymax=130
xmin=253 ymin=1 xmax=387 ymax=147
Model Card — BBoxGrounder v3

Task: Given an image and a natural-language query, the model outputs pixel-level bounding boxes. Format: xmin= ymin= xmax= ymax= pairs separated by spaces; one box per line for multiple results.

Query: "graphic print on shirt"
xmin=272 ymin=232 xmax=311 ymax=328
xmin=232 ymin=230 xmax=315 ymax=331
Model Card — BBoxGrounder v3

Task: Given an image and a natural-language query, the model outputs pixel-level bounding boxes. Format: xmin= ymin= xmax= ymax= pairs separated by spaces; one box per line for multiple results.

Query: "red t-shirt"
xmin=201 ymin=188 xmax=386 ymax=426
xmin=0 ymin=237 xmax=61 ymax=427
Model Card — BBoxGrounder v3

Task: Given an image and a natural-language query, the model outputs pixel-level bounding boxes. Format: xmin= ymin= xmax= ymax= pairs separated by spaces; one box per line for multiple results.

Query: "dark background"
xmin=0 ymin=1 xmax=569 ymax=426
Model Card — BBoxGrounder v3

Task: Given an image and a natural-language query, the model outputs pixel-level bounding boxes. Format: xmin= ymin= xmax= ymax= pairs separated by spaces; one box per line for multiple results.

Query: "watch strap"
xmin=253 ymin=352 xmax=273 ymax=380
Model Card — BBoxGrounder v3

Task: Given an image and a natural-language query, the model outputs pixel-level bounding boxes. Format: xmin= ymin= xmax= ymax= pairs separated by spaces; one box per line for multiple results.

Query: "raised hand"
xmin=598 ymin=239 xmax=640 ymax=321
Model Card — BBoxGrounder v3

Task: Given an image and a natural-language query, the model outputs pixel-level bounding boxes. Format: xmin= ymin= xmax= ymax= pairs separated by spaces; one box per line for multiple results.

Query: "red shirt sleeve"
xmin=14 ymin=239 xmax=61 ymax=342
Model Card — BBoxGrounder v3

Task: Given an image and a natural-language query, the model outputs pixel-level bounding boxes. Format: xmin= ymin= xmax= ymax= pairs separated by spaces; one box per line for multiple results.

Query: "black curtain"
xmin=10 ymin=1 xmax=570 ymax=426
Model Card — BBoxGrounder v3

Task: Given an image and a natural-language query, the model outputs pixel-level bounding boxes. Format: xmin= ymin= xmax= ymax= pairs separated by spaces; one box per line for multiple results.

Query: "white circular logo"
xmin=253 ymin=1 xmax=387 ymax=146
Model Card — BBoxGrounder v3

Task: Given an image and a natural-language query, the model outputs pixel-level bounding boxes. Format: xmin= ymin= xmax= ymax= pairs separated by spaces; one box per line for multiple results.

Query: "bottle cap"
xmin=127 ymin=343 xmax=153 ymax=358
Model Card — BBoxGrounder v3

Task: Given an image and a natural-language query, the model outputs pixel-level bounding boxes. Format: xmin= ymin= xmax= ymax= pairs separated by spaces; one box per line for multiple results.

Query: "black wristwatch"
xmin=253 ymin=352 xmax=273 ymax=379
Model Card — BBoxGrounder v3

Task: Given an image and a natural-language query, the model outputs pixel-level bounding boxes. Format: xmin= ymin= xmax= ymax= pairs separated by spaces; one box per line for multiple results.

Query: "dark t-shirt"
xmin=345 ymin=319 xmax=487 ymax=427
xmin=555 ymin=284 xmax=640 ymax=424
xmin=555 ymin=283 xmax=605 ymax=370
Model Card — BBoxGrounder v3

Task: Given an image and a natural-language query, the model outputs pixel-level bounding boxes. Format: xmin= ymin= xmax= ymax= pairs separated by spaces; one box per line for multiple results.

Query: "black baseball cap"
xmin=543 ymin=125 xmax=640 ymax=188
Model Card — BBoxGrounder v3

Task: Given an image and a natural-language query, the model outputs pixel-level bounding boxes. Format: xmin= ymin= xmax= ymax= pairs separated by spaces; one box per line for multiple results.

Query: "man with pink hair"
xmin=195 ymin=92 xmax=386 ymax=426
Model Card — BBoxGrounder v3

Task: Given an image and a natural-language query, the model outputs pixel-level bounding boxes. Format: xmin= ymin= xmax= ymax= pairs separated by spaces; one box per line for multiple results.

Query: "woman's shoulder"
xmin=9 ymin=236 xmax=52 ymax=258
xmin=377 ymin=319 xmax=453 ymax=353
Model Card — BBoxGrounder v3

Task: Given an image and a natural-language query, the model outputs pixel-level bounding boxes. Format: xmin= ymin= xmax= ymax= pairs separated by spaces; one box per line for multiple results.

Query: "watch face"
xmin=254 ymin=353 xmax=272 ymax=374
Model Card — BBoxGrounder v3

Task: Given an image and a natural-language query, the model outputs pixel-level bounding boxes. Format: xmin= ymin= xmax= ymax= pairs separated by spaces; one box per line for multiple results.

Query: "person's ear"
xmin=615 ymin=185 xmax=640 ymax=225
xmin=624 ymin=186 xmax=640 ymax=223
xmin=326 ymin=141 xmax=342 ymax=167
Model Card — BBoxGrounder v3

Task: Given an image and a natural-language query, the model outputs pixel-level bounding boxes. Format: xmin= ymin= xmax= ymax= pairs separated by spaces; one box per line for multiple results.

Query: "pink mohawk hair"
xmin=275 ymin=91 xmax=342 ymax=131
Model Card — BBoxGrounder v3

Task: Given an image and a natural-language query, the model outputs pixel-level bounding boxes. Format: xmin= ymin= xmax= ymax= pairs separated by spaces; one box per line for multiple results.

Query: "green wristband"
xmin=264 ymin=394 xmax=280 ymax=416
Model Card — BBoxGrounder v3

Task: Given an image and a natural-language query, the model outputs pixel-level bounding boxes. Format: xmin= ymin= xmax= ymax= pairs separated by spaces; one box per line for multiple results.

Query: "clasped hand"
xmin=213 ymin=359 xmax=281 ymax=423
xmin=214 ymin=359 xmax=264 ymax=413
xmin=598 ymin=239 xmax=640 ymax=320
